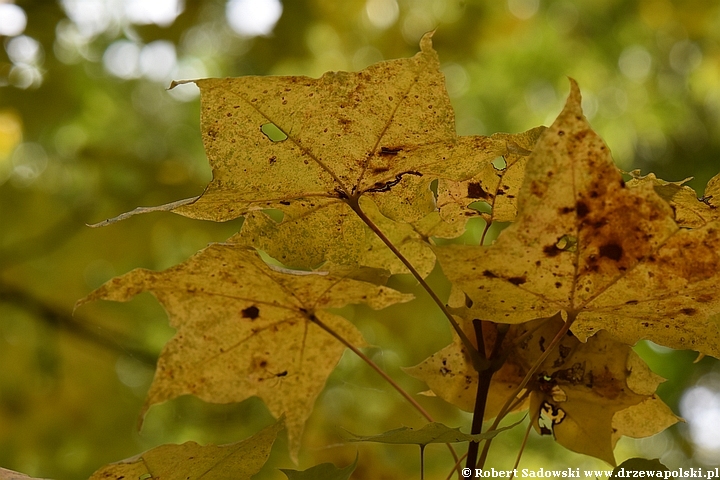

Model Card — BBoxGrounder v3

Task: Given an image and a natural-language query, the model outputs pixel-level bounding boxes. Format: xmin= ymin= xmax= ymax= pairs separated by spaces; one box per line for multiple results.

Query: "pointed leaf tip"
xmin=564 ymin=77 xmax=583 ymax=117
xmin=420 ymin=31 xmax=435 ymax=53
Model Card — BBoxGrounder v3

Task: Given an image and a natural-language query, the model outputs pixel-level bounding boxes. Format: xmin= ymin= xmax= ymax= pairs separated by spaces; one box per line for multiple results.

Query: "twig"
xmin=307 ymin=311 xmax=462 ymax=477
xmin=0 ymin=282 xmax=158 ymax=366
xmin=346 ymin=197 xmax=488 ymax=374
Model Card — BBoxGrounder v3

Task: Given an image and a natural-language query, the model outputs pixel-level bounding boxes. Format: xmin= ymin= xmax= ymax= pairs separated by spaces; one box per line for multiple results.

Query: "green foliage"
xmin=279 ymin=455 xmax=357 ymax=480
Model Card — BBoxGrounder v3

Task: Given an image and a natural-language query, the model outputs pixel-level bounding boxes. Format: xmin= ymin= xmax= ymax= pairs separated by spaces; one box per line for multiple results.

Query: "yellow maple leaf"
xmin=76 ymin=246 xmax=411 ymax=459
xmin=434 ymin=79 xmax=720 ymax=357
xmin=92 ymin=34 xmax=544 ymax=276
xmin=89 ymin=418 xmax=284 ymax=480
xmin=406 ymin=317 xmax=679 ymax=465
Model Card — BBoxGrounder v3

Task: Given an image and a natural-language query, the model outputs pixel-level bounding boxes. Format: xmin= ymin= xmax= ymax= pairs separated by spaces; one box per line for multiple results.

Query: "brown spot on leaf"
xmin=508 ymin=276 xmax=527 ymax=286
xmin=242 ymin=306 xmax=260 ymax=319
xmin=467 ymin=182 xmax=489 ymax=199
xmin=483 ymin=270 xmax=498 ymax=278
xmin=681 ymin=308 xmax=697 ymax=315
xmin=544 ymin=244 xmax=562 ymax=257
xmin=599 ymin=243 xmax=623 ymax=261
xmin=575 ymin=201 xmax=589 ymax=218
xmin=379 ymin=146 xmax=402 ymax=156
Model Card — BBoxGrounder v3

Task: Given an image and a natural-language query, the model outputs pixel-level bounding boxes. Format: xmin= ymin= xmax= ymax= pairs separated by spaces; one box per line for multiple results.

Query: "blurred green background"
xmin=1 ymin=0 xmax=720 ymax=478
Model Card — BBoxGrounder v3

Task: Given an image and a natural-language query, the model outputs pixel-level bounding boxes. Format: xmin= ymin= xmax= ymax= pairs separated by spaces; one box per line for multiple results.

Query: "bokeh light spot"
xmin=139 ymin=40 xmax=177 ymax=82
xmin=365 ymin=0 xmax=399 ymax=30
xmin=680 ymin=374 xmax=720 ymax=463
xmin=103 ymin=40 xmax=141 ymax=79
xmin=226 ymin=0 xmax=283 ymax=37
xmin=0 ymin=3 xmax=27 ymax=36
xmin=508 ymin=0 xmax=539 ymax=20
xmin=619 ymin=45 xmax=652 ymax=83
xmin=125 ymin=0 xmax=183 ymax=27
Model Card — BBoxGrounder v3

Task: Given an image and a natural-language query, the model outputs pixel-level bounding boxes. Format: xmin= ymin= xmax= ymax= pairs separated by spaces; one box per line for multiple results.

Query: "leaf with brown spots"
xmin=406 ymin=317 xmax=679 ymax=465
xmin=625 ymin=170 xmax=720 ymax=228
xmin=76 ymin=246 xmax=411 ymax=459
xmin=434 ymin=79 xmax=720 ymax=357
xmin=230 ymin=196 xmax=438 ymax=277
xmin=436 ymin=126 xmax=547 ymax=235
xmin=90 ymin=34 xmax=506 ymax=275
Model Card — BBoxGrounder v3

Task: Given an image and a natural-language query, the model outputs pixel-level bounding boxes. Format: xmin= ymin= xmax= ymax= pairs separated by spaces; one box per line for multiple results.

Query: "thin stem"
xmin=480 ymin=219 xmax=492 ymax=246
xmin=308 ymin=311 xmax=462 ymax=477
xmin=346 ymin=198 xmax=487 ymax=374
xmin=465 ymin=319 xmax=491 ymax=470
xmin=445 ymin=452 xmax=469 ymax=480
xmin=508 ymin=418 xmax=533 ymax=480
xmin=475 ymin=312 xmax=577 ymax=469
xmin=466 ymin=320 xmax=509 ymax=471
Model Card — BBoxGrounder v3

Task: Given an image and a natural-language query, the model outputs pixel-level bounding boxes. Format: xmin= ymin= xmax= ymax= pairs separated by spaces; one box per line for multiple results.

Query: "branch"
xmin=0 ymin=282 xmax=158 ymax=366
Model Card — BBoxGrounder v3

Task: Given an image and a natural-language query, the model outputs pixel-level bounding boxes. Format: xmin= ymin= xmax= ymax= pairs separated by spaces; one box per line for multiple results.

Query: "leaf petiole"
xmin=475 ymin=311 xmax=577 ymax=469
xmin=305 ymin=311 xmax=463 ymax=478
xmin=345 ymin=196 xmax=489 ymax=374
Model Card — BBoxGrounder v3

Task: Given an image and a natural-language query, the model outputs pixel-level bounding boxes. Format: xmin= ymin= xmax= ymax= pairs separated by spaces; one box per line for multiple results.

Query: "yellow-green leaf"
xmin=231 ymin=196 xmax=437 ymax=276
xmin=280 ymin=455 xmax=357 ymax=480
xmin=436 ymin=126 xmax=547 ymax=231
xmin=89 ymin=417 xmax=284 ymax=480
xmin=344 ymin=421 xmax=513 ymax=446
xmin=77 ymin=246 xmax=411 ymax=459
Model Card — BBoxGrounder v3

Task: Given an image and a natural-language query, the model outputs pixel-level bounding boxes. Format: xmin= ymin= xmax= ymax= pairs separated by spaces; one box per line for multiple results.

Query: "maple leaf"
xmin=625 ymin=170 xmax=720 ymax=228
xmin=76 ymin=245 xmax=411 ymax=459
xmin=230 ymin=197 xmax=438 ymax=276
xmin=406 ymin=317 xmax=679 ymax=465
xmin=0 ymin=468 xmax=52 ymax=480
xmin=434 ymin=79 xmax=720 ymax=357
xmin=89 ymin=417 xmax=284 ymax=479
xmin=280 ymin=456 xmax=357 ymax=480
xmin=436 ymin=126 xmax=547 ymax=232
xmin=91 ymin=34 xmax=541 ymax=277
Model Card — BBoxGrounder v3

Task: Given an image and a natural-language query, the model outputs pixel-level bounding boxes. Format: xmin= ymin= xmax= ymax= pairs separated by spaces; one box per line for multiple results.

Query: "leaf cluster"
xmin=65 ymin=33 xmax=720 ymax=477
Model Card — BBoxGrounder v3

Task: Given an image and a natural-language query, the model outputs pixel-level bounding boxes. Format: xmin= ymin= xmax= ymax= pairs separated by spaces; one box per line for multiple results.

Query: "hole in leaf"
xmin=261 ymin=123 xmax=288 ymax=142
xmin=555 ymin=234 xmax=577 ymax=252
xmin=491 ymin=156 xmax=507 ymax=170
xmin=430 ymin=178 xmax=438 ymax=201
xmin=469 ymin=201 xmax=492 ymax=214
xmin=263 ymin=208 xmax=284 ymax=223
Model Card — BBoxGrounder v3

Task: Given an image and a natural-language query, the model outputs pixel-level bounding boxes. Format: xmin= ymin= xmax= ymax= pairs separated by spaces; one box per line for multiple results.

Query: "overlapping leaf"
xmin=0 ymin=468 xmax=52 ymax=480
xmin=77 ymin=246 xmax=411 ymax=458
xmin=92 ymin=34 xmax=549 ymax=276
xmin=89 ymin=417 xmax=284 ymax=480
xmin=434 ymin=79 xmax=720 ymax=357
xmin=280 ymin=456 xmax=357 ymax=480
xmin=344 ymin=421 xmax=512 ymax=446
xmin=625 ymin=170 xmax=720 ymax=228
xmin=436 ymin=126 xmax=547 ymax=230
xmin=406 ymin=318 xmax=679 ymax=465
